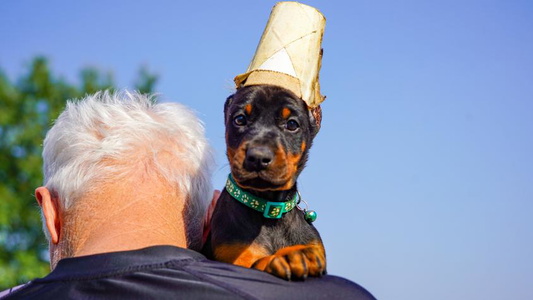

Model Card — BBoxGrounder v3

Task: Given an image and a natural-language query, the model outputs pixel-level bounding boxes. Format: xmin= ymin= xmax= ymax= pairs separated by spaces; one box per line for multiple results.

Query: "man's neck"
xmin=52 ymin=189 xmax=188 ymax=267
xmin=72 ymin=220 xmax=186 ymax=257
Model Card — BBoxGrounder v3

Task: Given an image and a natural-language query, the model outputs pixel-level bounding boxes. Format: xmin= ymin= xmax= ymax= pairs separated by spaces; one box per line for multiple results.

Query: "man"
xmin=1 ymin=92 xmax=375 ymax=299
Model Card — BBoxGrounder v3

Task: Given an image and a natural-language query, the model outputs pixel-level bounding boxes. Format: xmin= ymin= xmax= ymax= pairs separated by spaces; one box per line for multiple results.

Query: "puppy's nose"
xmin=244 ymin=146 xmax=274 ymax=171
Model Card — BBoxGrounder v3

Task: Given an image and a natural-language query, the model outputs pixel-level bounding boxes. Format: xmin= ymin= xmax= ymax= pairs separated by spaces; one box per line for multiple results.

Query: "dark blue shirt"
xmin=1 ymin=246 xmax=375 ymax=299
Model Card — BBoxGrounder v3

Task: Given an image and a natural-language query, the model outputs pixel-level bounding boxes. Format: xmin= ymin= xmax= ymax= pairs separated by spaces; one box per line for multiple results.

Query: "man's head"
xmin=36 ymin=91 xmax=214 ymax=269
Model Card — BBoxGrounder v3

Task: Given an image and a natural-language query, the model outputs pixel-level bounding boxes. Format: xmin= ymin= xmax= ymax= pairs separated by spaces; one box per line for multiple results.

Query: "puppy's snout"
xmin=244 ymin=146 xmax=274 ymax=171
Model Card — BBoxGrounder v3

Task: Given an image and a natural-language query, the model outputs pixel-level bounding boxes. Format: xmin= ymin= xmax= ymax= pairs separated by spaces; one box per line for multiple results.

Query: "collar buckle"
xmin=263 ymin=201 xmax=285 ymax=219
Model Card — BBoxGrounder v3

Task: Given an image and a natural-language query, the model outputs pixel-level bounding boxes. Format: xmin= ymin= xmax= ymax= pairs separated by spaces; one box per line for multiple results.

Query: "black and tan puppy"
xmin=203 ymin=84 xmax=326 ymax=280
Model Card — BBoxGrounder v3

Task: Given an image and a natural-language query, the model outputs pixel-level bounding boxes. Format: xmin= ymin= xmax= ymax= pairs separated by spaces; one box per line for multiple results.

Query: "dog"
xmin=203 ymin=84 xmax=326 ymax=280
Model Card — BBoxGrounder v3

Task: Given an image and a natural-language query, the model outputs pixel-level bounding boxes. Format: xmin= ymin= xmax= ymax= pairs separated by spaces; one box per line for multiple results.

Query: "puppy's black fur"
xmin=203 ymin=85 xmax=326 ymax=280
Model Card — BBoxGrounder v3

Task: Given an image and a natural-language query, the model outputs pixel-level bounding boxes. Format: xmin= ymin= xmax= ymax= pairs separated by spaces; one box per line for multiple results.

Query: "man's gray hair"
xmin=41 ymin=91 xmax=214 ymax=250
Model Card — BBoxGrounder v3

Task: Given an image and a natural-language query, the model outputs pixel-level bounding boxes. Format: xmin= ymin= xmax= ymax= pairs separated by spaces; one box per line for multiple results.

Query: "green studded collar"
xmin=225 ymin=174 xmax=299 ymax=219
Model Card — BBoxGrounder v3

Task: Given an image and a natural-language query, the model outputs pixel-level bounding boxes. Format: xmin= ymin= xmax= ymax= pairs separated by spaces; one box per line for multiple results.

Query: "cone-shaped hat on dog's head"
xmin=234 ymin=2 xmax=326 ymax=108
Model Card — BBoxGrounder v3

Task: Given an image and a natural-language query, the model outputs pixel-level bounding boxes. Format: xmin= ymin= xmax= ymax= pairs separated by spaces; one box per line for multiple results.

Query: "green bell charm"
xmin=297 ymin=192 xmax=317 ymax=223
xmin=304 ymin=210 xmax=317 ymax=223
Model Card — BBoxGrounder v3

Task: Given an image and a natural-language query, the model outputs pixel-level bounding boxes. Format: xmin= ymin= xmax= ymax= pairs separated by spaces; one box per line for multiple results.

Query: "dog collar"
xmin=225 ymin=174 xmax=299 ymax=219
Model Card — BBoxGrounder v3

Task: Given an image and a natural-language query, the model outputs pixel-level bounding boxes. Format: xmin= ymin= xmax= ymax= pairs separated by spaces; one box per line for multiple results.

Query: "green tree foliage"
xmin=0 ymin=57 xmax=158 ymax=289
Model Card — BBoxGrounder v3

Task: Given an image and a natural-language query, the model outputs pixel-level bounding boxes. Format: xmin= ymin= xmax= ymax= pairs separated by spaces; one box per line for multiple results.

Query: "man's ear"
xmin=35 ymin=187 xmax=61 ymax=244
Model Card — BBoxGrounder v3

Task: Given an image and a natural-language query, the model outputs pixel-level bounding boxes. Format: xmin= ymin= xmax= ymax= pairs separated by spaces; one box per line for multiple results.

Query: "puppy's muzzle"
xmin=244 ymin=146 xmax=274 ymax=172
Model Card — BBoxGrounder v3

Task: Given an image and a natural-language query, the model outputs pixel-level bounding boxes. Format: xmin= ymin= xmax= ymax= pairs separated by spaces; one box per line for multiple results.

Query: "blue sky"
xmin=1 ymin=1 xmax=532 ymax=299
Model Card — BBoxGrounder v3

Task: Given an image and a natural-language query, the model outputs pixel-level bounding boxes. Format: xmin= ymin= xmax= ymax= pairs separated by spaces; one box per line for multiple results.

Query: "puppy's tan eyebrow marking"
xmin=244 ymin=104 xmax=252 ymax=115
xmin=281 ymin=107 xmax=291 ymax=119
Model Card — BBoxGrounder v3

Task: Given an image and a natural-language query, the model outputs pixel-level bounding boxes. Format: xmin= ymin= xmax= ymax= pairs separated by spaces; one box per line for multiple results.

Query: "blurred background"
xmin=1 ymin=1 xmax=532 ymax=299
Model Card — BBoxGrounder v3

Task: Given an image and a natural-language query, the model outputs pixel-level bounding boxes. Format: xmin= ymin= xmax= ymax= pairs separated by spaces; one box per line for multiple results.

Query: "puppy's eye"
xmin=234 ymin=114 xmax=247 ymax=126
xmin=285 ymin=120 xmax=300 ymax=131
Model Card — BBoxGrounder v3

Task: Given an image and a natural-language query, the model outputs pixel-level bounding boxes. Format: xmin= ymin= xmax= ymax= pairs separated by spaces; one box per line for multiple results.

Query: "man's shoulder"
xmin=188 ymin=257 xmax=376 ymax=299
xmin=2 ymin=246 xmax=375 ymax=300
xmin=0 ymin=284 xmax=29 ymax=299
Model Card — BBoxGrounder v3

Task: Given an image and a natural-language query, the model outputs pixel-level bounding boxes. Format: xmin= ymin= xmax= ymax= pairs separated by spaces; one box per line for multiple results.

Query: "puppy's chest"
xmin=254 ymin=210 xmax=314 ymax=249
xmin=217 ymin=194 xmax=313 ymax=245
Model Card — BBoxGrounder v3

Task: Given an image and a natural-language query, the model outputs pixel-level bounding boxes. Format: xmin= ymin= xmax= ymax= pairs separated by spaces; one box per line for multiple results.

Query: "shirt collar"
xmin=37 ymin=245 xmax=206 ymax=282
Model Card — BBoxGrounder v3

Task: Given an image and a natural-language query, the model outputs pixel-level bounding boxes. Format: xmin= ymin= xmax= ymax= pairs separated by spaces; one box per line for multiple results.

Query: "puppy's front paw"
xmin=252 ymin=243 xmax=326 ymax=280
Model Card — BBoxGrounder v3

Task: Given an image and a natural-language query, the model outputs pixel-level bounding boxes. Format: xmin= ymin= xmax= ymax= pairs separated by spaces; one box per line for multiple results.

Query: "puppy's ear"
xmin=224 ymin=94 xmax=234 ymax=123
xmin=309 ymin=105 xmax=322 ymax=137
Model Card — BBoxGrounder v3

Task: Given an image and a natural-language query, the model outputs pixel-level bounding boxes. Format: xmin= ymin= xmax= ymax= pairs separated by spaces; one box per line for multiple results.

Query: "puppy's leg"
xmin=213 ymin=242 xmax=270 ymax=268
xmin=252 ymin=241 xmax=326 ymax=280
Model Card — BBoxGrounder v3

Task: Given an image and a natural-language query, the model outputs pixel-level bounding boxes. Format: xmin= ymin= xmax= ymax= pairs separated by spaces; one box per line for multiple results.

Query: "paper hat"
xmin=234 ymin=2 xmax=326 ymax=108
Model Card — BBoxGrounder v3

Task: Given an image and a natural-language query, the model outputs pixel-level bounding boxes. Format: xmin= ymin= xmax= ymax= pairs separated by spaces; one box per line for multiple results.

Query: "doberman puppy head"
xmin=224 ymin=85 xmax=322 ymax=192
